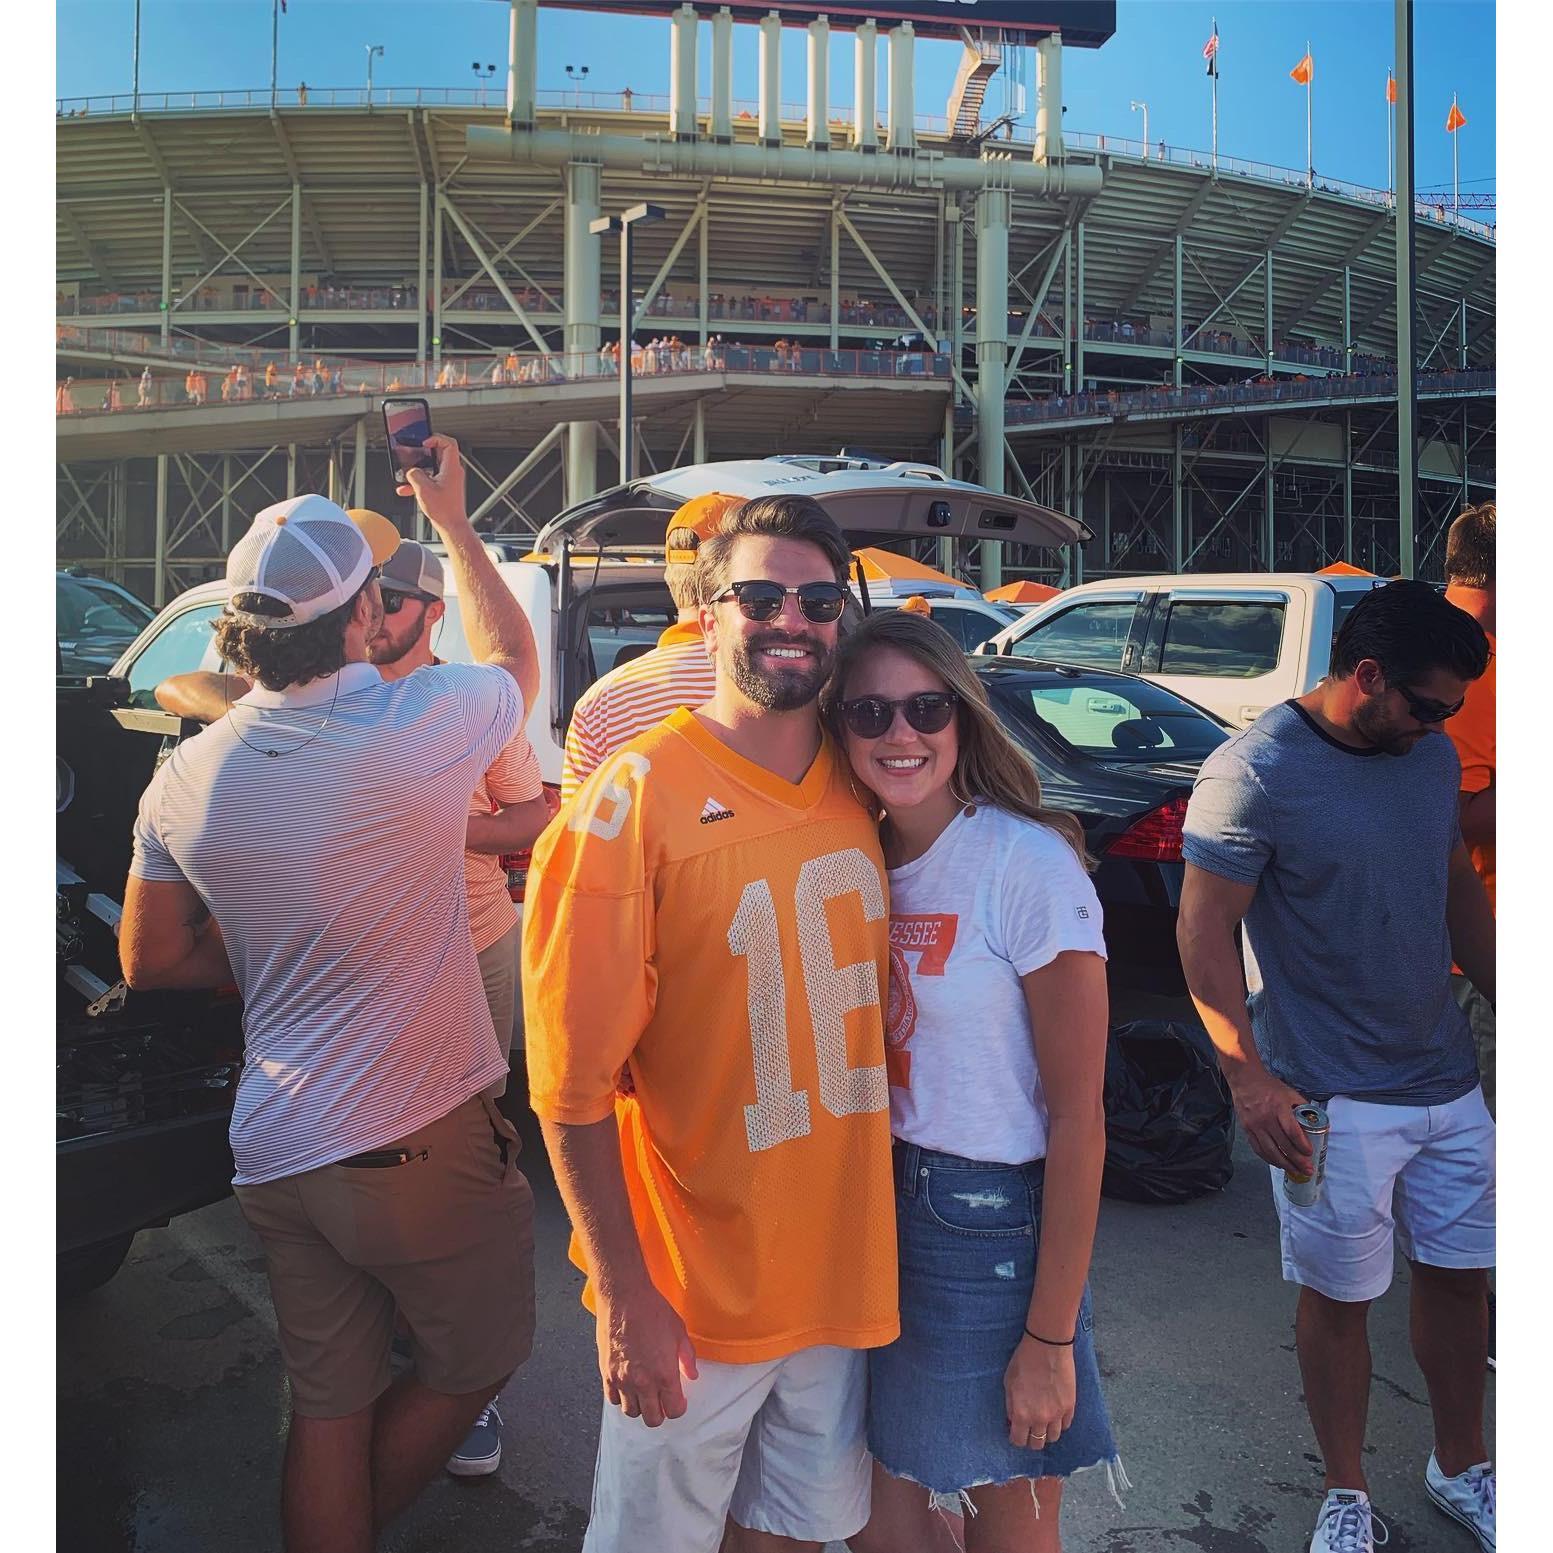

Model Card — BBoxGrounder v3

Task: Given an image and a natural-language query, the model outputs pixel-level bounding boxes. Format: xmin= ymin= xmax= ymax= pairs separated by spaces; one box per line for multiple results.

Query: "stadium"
xmin=55 ymin=0 xmax=1494 ymax=606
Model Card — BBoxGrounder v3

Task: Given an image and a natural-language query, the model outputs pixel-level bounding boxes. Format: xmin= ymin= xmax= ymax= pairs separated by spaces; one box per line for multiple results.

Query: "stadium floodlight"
xmin=1130 ymin=100 xmax=1149 ymax=159
xmin=565 ymin=63 xmax=591 ymax=107
xmin=366 ymin=44 xmax=385 ymax=107
xmin=590 ymin=203 xmax=666 ymax=485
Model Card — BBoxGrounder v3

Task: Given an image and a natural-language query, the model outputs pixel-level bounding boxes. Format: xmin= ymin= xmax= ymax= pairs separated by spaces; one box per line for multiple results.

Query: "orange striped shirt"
xmin=561 ymin=620 xmax=716 ymax=802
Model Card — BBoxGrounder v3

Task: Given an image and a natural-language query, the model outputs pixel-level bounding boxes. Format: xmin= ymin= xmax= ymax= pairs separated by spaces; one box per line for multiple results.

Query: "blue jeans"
xmin=867 ymin=1142 xmax=1121 ymax=1497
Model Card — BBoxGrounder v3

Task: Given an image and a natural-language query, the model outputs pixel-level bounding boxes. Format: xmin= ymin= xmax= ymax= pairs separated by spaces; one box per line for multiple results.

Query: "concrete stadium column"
xmin=1343 ymin=414 xmax=1354 ymax=560
xmin=710 ymin=8 xmax=734 ymax=140
xmin=160 ymin=192 xmax=173 ymax=349
xmin=807 ymin=16 xmax=830 ymax=147
xmin=417 ymin=183 xmax=429 ymax=362
xmin=289 ymin=183 xmax=302 ymax=360
xmin=154 ymin=453 xmax=168 ymax=606
xmin=1172 ymin=425 xmax=1183 ymax=572
xmin=354 ymin=419 xmax=367 ymax=508
xmin=221 ymin=456 xmax=234 ymax=550
xmin=1035 ymin=34 xmax=1064 ymax=163
xmin=287 ymin=444 xmax=298 ymax=499
xmin=564 ymin=160 xmax=603 ymax=502
xmin=1263 ymin=253 xmax=1273 ymax=372
xmin=759 ymin=12 xmax=782 ymax=145
xmin=853 ymin=21 xmax=878 ymax=150
xmin=670 ymin=4 xmax=698 ymax=140
xmin=507 ymin=0 xmax=537 ymax=127
xmin=886 ymin=24 xmax=916 ymax=153
xmin=1459 ymin=299 xmax=1468 ymax=369
xmin=1074 ymin=219 xmax=1086 ymax=391
xmin=829 ymin=205 xmax=841 ymax=348
xmin=432 ymin=192 xmax=444 ymax=365
xmin=975 ymin=185 xmax=1011 ymax=587
xmin=1173 ymin=235 xmax=1184 ymax=387
xmin=693 ymin=399 xmax=707 ymax=463
xmin=1263 ymin=435 xmax=1275 ymax=568
xmin=1342 ymin=265 xmax=1353 ymax=372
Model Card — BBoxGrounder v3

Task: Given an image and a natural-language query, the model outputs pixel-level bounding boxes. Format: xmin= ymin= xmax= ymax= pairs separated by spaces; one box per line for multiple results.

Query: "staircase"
xmin=948 ymin=37 xmax=1003 ymax=140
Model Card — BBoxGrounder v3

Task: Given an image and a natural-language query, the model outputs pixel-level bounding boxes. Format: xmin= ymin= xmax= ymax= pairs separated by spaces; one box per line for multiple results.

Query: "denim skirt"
xmin=867 ymin=1141 xmax=1122 ymax=1499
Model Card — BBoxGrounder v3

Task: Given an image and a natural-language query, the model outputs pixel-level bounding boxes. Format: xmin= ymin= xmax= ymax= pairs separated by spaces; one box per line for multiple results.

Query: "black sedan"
xmin=974 ymin=659 xmax=1231 ymax=994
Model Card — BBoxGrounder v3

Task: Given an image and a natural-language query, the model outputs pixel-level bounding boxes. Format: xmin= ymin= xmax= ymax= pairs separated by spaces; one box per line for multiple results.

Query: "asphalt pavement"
xmin=58 ymin=1105 xmax=1491 ymax=1553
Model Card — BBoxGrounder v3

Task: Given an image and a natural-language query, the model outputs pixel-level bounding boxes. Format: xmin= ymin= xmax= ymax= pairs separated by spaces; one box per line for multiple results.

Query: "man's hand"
xmin=1005 ymin=1339 xmax=1076 ymax=1451
xmin=397 ymin=433 xmax=470 ymax=535
xmin=595 ymin=1285 xmax=698 ymax=1427
xmin=1228 ymin=1066 xmax=1311 ymax=1171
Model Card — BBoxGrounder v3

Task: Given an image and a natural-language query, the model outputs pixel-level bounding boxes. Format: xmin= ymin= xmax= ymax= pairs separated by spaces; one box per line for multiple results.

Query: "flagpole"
xmin=1452 ymin=94 xmax=1459 ymax=212
xmin=132 ymin=0 xmax=142 ymax=114
xmin=1305 ymin=39 xmax=1313 ymax=187
xmin=271 ymin=0 xmax=279 ymax=110
xmin=1211 ymin=18 xmax=1219 ymax=172
xmin=1387 ymin=72 xmax=1393 ymax=200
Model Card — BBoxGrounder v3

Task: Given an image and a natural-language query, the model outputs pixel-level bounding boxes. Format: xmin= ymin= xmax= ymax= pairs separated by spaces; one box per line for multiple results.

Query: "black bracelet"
xmin=1024 ymin=1325 xmax=1076 ymax=1347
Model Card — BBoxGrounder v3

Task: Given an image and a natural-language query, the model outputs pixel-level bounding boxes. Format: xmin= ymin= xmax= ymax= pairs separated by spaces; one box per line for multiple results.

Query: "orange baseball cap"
xmin=665 ymin=491 xmax=746 ymax=566
xmin=898 ymin=594 xmax=934 ymax=616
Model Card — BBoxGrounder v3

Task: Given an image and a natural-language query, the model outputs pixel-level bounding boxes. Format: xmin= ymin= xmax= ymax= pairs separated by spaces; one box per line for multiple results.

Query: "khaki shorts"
xmin=234 ymin=1095 xmax=535 ymax=1418
xmin=477 ymin=919 xmax=520 ymax=1073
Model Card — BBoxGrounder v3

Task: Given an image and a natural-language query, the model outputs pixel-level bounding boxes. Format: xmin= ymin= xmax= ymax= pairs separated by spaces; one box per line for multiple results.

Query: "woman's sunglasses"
xmin=838 ymin=692 xmax=959 ymax=740
xmin=710 ymin=579 xmax=847 ymax=624
xmin=381 ymin=588 xmax=434 ymax=616
xmin=1394 ymin=682 xmax=1465 ymax=724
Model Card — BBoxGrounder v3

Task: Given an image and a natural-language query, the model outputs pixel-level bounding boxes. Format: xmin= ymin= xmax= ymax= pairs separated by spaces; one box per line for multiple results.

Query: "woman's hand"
xmin=1004 ymin=1336 xmax=1076 ymax=1451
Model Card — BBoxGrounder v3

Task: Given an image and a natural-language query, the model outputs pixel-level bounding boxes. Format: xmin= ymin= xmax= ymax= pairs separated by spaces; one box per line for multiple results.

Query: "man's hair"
xmin=1329 ymin=578 xmax=1490 ymax=685
xmin=693 ymin=495 xmax=852 ymax=605
xmin=663 ymin=527 xmax=702 ymax=612
xmin=212 ymin=578 xmax=370 ymax=691
xmin=1444 ymin=501 xmax=1495 ymax=589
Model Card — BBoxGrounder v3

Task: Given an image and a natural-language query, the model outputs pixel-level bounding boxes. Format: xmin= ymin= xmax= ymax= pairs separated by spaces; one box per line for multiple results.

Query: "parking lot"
xmin=58 ymin=1101 xmax=1489 ymax=1553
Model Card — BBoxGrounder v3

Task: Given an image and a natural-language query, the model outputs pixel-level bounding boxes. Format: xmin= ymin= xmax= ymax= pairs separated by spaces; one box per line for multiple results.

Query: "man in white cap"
xmin=121 ymin=438 xmax=540 ymax=1552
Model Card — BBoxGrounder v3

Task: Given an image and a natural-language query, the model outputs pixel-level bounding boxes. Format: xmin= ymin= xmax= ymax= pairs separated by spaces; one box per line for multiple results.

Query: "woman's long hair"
xmin=821 ymin=609 xmax=1094 ymax=871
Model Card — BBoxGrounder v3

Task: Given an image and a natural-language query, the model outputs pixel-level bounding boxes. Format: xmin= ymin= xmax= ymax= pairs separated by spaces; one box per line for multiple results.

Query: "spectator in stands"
xmin=123 ymin=468 xmax=541 ymax=1553
xmin=489 ymin=358 xmax=506 ymax=387
xmin=291 ymin=363 xmax=307 ymax=397
xmin=332 ymin=367 xmax=345 ymax=395
xmin=138 ymin=367 xmax=153 ymax=408
xmin=1441 ymin=503 xmax=1495 ymax=1117
xmin=184 ymin=370 xmax=198 ymax=404
xmin=236 ymin=364 xmax=252 ymax=401
xmin=193 ymin=371 xmax=209 ymax=405
xmin=504 ymin=350 xmax=520 ymax=379
xmin=264 ymin=361 xmax=278 ymax=398
xmin=438 ymin=361 xmax=456 ymax=389
xmin=298 ymin=82 xmax=308 ymax=105
xmin=221 ymin=369 xmax=235 ymax=404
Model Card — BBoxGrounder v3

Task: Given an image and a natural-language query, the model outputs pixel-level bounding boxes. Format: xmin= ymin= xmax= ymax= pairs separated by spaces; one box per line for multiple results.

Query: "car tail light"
xmin=1105 ymin=794 xmax=1188 ymax=862
xmin=501 ymin=782 xmax=561 ymax=904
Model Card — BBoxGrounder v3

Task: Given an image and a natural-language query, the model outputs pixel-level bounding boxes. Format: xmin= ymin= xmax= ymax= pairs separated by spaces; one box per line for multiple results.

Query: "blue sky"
xmin=56 ymin=0 xmax=1494 ymax=196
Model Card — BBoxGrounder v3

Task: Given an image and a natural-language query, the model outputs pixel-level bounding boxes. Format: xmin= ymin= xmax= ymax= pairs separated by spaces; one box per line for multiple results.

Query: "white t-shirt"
xmin=884 ymin=803 xmax=1108 ymax=1164
xmin=131 ymin=660 xmax=522 ymax=1186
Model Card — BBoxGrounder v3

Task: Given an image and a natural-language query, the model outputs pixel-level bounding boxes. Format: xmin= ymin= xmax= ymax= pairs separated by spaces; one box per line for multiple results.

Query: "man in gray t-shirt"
xmin=1178 ymin=580 xmax=1495 ymax=1553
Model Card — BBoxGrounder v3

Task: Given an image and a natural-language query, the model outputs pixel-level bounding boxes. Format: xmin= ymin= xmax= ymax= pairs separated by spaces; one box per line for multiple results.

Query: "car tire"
xmin=57 ymin=1233 xmax=135 ymax=1300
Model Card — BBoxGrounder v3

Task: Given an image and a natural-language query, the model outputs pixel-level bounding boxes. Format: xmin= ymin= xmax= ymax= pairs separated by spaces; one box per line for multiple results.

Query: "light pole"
xmin=590 ymin=202 xmax=666 ymax=485
xmin=565 ymin=63 xmax=590 ymax=106
xmin=472 ymin=61 xmax=496 ymax=106
xmin=365 ymin=44 xmax=384 ymax=106
xmin=1130 ymin=99 xmax=1149 ymax=158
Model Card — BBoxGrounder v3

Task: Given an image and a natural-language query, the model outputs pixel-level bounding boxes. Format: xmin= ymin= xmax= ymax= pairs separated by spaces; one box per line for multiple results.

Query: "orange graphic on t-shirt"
xmin=885 ymin=914 xmax=958 ymax=1090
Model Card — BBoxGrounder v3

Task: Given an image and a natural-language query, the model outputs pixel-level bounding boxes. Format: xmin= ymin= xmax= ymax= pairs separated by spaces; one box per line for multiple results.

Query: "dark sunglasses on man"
xmin=381 ymin=587 xmax=435 ymax=615
xmin=1393 ymin=681 xmax=1465 ymax=724
xmin=838 ymin=692 xmax=959 ymax=740
xmin=710 ymin=579 xmax=847 ymax=624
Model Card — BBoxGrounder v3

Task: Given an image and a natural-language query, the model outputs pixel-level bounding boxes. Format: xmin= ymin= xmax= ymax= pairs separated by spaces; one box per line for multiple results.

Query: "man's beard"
xmin=368 ymin=619 xmax=422 ymax=665
xmin=1352 ymin=698 xmax=1426 ymax=756
xmin=727 ymin=629 xmax=835 ymax=712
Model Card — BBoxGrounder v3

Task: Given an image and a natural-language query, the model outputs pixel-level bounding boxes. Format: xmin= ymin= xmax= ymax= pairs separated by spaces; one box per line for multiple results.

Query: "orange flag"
xmin=1446 ymin=101 xmax=1467 ymax=132
xmin=1290 ymin=52 xmax=1313 ymax=85
xmin=1386 ymin=72 xmax=1396 ymax=104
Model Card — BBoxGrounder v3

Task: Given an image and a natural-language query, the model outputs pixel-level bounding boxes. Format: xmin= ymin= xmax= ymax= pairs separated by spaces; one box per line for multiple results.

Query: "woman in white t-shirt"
xmin=824 ymin=609 xmax=1122 ymax=1553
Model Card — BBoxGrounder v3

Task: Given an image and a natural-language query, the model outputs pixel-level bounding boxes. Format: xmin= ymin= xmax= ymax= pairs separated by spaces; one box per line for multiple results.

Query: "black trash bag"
xmin=1101 ymin=1019 xmax=1236 ymax=1205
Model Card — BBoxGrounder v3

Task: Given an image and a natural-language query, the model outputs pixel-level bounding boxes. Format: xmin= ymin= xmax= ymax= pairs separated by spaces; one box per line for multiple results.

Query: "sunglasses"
xmin=710 ymin=580 xmax=847 ymax=624
xmin=838 ymin=692 xmax=959 ymax=740
xmin=1394 ymin=682 xmax=1465 ymax=724
xmin=381 ymin=588 xmax=434 ymax=615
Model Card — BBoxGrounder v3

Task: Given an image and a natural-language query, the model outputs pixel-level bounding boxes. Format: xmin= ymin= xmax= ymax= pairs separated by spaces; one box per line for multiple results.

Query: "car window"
xmin=124 ymin=603 xmax=225 ymax=708
xmin=589 ymin=607 xmax=673 ymax=676
xmin=1158 ymin=600 xmax=1285 ymax=679
xmin=997 ymin=677 xmax=1229 ymax=763
xmin=1010 ymin=601 xmax=1136 ymax=670
xmin=57 ymin=576 xmax=152 ymax=640
xmin=1328 ymin=588 xmax=1376 ymax=650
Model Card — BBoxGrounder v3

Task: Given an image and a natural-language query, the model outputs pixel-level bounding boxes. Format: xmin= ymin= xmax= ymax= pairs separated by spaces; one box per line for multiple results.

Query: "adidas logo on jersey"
xmin=699 ymin=796 xmax=735 ymax=825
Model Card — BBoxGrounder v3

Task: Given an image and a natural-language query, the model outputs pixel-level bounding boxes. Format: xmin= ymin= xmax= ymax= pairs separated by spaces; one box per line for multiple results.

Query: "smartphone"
xmin=382 ymin=397 xmax=436 ymax=485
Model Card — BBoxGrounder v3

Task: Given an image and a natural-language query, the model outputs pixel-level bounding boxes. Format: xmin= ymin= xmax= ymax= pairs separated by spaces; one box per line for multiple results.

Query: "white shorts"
xmin=582 ymin=1344 xmax=870 ymax=1553
xmin=1271 ymin=1087 xmax=1495 ymax=1303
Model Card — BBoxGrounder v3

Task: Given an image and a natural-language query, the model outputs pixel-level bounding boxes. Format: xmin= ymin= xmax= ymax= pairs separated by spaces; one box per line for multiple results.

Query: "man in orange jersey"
xmin=1442 ymin=503 xmax=1495 ymax=1119
xmin=523 ymin=495 xmax=898 ymax=1553
xmin=559 ymin=491 xmax=739 ymax=802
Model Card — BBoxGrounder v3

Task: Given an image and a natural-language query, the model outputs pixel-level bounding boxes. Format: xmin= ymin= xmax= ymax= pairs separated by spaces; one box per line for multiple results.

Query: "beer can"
xmin=1282 ymin=1103 xmax=1330 ymax=1206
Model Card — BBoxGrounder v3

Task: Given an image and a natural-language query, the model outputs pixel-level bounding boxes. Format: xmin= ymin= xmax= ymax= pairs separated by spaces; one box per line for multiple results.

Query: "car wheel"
xmin=57 ymin=1233 xmax=135 ymax=1300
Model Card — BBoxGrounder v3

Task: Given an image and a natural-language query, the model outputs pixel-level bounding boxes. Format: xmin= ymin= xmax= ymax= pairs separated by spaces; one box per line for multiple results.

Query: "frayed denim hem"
xmin=888 ymin=1453 xmax=1132 ymax=1522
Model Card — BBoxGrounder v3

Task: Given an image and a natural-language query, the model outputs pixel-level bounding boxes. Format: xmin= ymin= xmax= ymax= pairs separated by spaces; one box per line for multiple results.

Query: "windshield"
xmin=989 ymin=673 xmax=1229 ymax=763
xmin=57 ymin=575 xmax=153 ymax=640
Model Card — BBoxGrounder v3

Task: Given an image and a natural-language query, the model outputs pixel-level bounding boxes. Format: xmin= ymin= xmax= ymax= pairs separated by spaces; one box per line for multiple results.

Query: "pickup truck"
xmin=980 ymin=571 xmax=1384 ymax=729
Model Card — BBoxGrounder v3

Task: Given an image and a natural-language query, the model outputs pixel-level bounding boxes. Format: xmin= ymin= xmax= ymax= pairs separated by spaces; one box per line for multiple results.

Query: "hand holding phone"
xmin=382 ymin=398 xmax=437 ymax=484
xmin=396 ymin=432 xmax=470 ymax=537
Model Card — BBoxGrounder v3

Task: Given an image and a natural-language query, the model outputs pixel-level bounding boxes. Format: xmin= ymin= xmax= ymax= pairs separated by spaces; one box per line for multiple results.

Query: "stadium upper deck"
xmin=56 ymin=80 xmax=1493 ymax=601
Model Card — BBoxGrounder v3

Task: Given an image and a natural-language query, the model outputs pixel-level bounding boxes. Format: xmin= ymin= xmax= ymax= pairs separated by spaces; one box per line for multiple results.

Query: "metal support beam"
xmin=173 ymin=195 xmax=292 ymax=315
xmin=1264 ymin=252 xmax=1274 ymax=371
xmin=440 ymin=192 xmax=553 ymax=356
xmin=506 ymin=0 xmax=537 ymax=127
xmin=1008 ymin=233 xmax=1068 ymax=377
xmin=829 ymin=205 xmax=841 ymax=349
xmin=1263 ymin=429 xmax=1275 ymax=568
xmin=1278 ymin=210 xmax=1391 ymax=337
xmin=470 ymin=424 xmax=566 ymax=525
xmin=1395 ymin=0 xmax=1418 ymax=576
xmin=354 ymin=419 xmax=366 ymax=507
xmin=1114 ymin=180 xmax=1215 ymax=318
xmin=1074 ymin=220 xmax=1086 ymax=390
xmin=1343 ymin=265 xmax=1353 ymax=370
xmin=160 ymin=191 xmax=173 ymax=348
xmin=699 ymin=204 xmax=711 ymax=344
xmin=60 ymin=207 xmax=121 ymax=293
xmin=634 ymin=202 xmax=704 ymax=328
xmin=289 ymin=182 xmax=302 ymax=358
xmin=710 ymin=7 xmax=734 ymax=139
xmin=432 ymin=192 xmax=444 ymax=363
xmin=417 ymin=183 xmax=429 ymax=362
xmin=1173 ymin=235 xmax=1184 ymax=387
xmin=758 ymin=11 xmax=781 ymax=145
xmin=854 ymin=20 xmax=878 ymax=150
xmin=975 ymin=185 xmax=1010 ymax=586
xmin=1344 ymin=413 xmax=1353 ymax=561
xmin=221 ymin=455 xmax=234 ymax=550
xmin=563 ymin=160 xmax=602 ymax=505
xmin=693 ymin=398 xmax=707 ymax=463
xmin=154 ymin=454 xmax=168 ymax=606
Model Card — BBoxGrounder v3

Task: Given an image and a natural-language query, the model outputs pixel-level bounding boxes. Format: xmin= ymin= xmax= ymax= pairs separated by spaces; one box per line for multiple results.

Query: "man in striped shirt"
xmin=122 ymin=442 xmax=541 ymax=1552
xmin=560 ymin=492 xmax=740 ymax=803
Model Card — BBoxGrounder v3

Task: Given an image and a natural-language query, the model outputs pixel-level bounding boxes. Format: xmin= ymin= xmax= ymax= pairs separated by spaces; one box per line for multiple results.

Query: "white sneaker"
xmin=1309 ymin=1489 xmax=1389 ymax=1553
xmin=1426 ymin=1453 xmax=1495 ymax=1550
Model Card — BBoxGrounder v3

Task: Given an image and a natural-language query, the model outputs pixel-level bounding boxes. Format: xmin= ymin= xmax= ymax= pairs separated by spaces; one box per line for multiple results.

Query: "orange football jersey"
xmin=523 ymin=707 xmax=899 ymax=1364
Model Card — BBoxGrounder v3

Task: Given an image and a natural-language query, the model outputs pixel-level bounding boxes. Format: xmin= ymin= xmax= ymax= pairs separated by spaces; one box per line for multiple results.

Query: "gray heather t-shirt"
xmin=1182 ymin=700 xmax=1476 ymax=1106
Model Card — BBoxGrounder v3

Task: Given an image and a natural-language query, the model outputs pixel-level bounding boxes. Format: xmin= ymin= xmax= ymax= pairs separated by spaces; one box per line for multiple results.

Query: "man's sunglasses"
xmin=1394 ymin=682 xmax=1465 ymax=723
xmin=381 ymin=587 xmax=435 ymax=615
xmin=710 ymin=580 xmax=847 ymax=624
xmin=838 ymin=692 xmax=959 ymax=740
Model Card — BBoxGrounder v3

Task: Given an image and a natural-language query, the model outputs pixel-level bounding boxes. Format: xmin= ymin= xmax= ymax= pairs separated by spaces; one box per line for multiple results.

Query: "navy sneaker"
xmin=446 ymin=1401 xmax=502 ymax=1478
